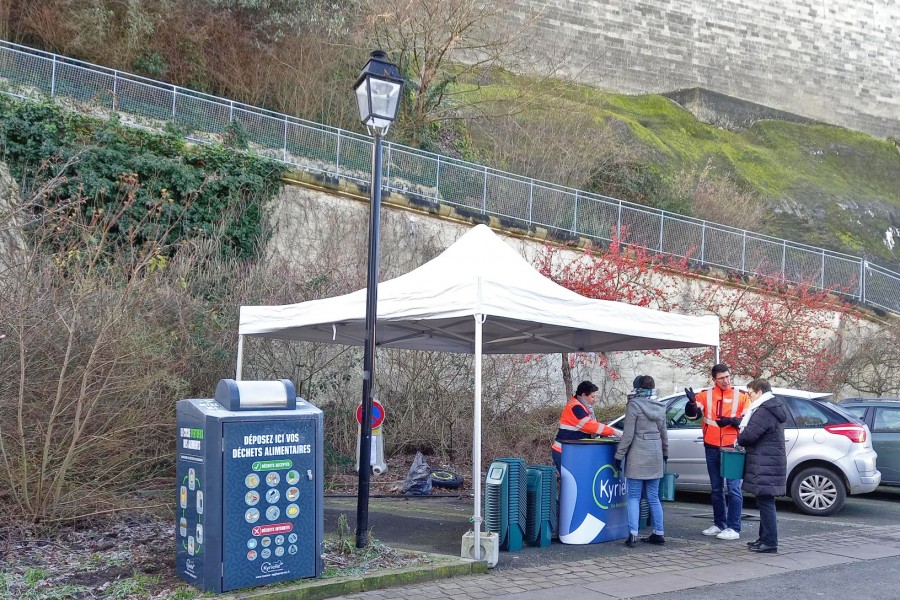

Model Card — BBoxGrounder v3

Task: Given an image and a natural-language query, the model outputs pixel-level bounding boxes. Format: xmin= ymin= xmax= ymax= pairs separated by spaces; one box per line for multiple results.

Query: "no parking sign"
xmin=356 ymin=400 xmax=385 ymax=429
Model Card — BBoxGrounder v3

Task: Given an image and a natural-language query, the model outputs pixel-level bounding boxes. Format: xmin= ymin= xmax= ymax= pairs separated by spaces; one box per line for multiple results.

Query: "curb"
xmin=225 ymin=554 xmax=487 ymax=600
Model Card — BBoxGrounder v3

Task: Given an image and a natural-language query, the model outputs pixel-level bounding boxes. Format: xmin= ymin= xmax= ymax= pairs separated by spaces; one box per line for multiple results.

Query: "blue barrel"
xmin=559 ymin=440 xmax=628 ymax=544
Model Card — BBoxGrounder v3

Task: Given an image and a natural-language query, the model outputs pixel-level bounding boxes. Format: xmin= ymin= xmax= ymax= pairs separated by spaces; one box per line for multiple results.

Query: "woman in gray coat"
xmin=614 ymin=375 xmax=668 ymax=547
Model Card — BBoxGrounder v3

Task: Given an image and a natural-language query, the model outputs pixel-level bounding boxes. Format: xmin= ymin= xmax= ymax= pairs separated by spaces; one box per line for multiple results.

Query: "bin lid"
xmin=215 ymin=379 xmax=297 ymax=411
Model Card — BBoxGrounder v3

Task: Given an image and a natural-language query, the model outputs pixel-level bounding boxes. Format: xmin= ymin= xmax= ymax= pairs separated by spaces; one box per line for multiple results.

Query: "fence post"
xmin=435 ymin=154 xmax=441 ymax=202
xmin=573 ymin=191 xmax=579 ymax=234
xmin=229 ymin=100 xmax=234 ymax=123
xmin=50 ymin=55 xmax=57 ymax=97
xmin=700 ymin=221 xmax=707 ymax=264
xmin=741 ymin=230 xmax=747 ymax=272
xmin=860 ymin=260 xmax=866 ymax=304
xmin=781 ymin=240 xmax=787 ymax=279
xmin=282 ymin=116 xmax=288 ymax=163
xmin=820 ymin=250 xmax=826 ymax=290
xmin=482 ymin=166 xmax=488 ymax=213
xmin=171 ymin=85 xmax=177 ymax=120
xmin=616 ymin=199 xmax=622 ymax=237
xmin=386 ymin=143 xmax=393 ymax=193
xmin=528 ymin=180 xmax=534 ymax=224
xmin=335 ymin=130 xmax=342 ymax=177
xmin=658 ymin=211 xmax=664 ymax=253
xmin=112 ymin=70 xmax=118 ymax=111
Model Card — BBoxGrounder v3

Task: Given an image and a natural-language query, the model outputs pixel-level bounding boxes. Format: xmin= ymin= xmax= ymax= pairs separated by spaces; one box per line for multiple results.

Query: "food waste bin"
xmin=175 ymin=379 xmax=323 ymax=593
xmin=558 ymin=439 xmax=628 ymax=544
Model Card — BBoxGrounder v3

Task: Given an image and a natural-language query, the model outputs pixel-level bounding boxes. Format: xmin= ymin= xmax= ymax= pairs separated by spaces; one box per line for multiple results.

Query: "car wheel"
xmin=790 ymin=466 xmax=846 ymax=516
xmin=430 ymin=468 xmax=464 ymax=489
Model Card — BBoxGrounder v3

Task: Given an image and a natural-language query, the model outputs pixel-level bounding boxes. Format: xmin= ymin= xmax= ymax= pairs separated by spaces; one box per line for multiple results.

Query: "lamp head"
xmin=354 ymin=50 xmax=404 ymax=135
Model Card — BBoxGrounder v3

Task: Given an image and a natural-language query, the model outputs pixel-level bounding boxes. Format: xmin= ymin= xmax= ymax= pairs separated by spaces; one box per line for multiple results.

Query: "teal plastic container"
xmin=720 ymin=449 xmax=746 ymax=479
xmin=659 ymin=471 xmax=679 ymax=502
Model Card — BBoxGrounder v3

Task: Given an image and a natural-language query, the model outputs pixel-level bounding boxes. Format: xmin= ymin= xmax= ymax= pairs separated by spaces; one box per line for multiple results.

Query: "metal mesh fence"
xmin=1 ymin=39 xmax=898 ymax=314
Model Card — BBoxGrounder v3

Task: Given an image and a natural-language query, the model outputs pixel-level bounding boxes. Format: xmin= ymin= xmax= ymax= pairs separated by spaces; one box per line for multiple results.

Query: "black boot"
xmin=641 ymin=533 xmax=665 ymax=545
xmin=624 ymin=533 xmax=638 ymax=548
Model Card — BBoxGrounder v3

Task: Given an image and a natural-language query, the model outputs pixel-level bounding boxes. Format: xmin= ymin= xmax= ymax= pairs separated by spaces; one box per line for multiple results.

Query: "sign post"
xmin=355 ymin=400 xmax=387 ymax=475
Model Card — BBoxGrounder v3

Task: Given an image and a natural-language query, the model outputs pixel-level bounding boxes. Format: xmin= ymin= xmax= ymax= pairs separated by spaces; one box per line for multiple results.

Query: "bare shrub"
xmin=671 ymin=160 xmax=766 ymax=230
xmin=359 ymin=0 xmax=562 ymax=144
xmin=838 ymin=319 xmax=900 ymax=397
xmin=0 ymin=163 xmax=250 ymax=523
xmin=469 ymin=108 xmax=620 ymax=189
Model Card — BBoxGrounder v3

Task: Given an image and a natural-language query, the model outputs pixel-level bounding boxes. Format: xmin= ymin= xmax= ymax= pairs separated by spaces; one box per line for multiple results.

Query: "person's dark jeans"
xmin=756 ymin=494 xmax=777 ymax=546
xmin=704 ymin=445 xmax=743 ymax=532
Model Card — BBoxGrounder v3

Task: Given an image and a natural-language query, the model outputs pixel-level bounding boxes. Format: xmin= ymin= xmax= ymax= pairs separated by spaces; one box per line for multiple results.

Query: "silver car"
xmin=610 ymin=387 xmax=881 ymax=516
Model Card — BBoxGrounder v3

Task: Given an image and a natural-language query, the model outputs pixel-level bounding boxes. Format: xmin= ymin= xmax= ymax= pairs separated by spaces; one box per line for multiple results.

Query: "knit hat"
xmin=632 ymin=375 xmax=655 ymax=390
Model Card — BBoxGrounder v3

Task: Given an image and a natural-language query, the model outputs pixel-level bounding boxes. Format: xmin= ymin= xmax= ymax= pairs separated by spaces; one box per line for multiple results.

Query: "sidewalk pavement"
xmin=332 ymin=523 xmax=900 ymax=600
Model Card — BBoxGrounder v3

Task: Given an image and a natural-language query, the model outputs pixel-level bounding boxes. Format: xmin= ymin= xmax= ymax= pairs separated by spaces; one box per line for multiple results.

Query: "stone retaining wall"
xmin=510 ymin=0 xmax=900 ymax=138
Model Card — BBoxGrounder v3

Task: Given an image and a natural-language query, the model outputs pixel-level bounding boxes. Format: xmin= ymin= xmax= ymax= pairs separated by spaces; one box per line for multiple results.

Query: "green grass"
xmin=102 ymin=573 xmax=160 ymax=599
xmin=1 ymin=568 xmax=87 ymax=600
xmin=21 ymin=585 xmax=87 ymax=600
xmin=169 ymin=587 xmax=203 ymax=600
xmin=23 ymin=569 xmax=47 ymax=586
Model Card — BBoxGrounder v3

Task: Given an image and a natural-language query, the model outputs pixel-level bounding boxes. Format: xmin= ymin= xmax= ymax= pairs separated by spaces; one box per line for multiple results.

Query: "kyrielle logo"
xmin=260 ymin=560 xmax=285 ymax=574
xmin=591 ymin=463 xmax=626 ymax=509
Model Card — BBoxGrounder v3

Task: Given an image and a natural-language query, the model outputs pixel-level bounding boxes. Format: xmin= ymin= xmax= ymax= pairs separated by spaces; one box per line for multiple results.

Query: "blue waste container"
xmin=558 ymin=439 xmax=628 ymax=544
xmin=175 ymin=379 xmax=324 ymax=593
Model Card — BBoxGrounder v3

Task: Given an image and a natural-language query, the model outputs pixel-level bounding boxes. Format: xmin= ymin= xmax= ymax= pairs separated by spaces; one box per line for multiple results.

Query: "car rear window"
xmin=874 ymin=407 xmax=900 ymax=433
xmin=821 ymin=400 xmax=865 ymax=424
xmin=782 ymin=396 xmax=856 ymax=427
xmin=843 ymin=406 xmax=867 ymax=419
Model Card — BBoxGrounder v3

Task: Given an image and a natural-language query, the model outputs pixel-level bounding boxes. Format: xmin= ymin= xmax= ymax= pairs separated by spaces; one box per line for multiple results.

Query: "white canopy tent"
xmin=238 ymin=224 xmax=719 ymax=556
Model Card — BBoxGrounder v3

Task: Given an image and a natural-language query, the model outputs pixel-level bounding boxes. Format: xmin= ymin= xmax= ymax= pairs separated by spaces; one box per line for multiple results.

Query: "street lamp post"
xmin=353 ymin=50 xmax=404 ymax=549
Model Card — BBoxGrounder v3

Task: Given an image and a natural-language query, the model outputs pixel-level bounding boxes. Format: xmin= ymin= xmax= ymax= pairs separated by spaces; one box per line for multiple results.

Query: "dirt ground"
xmin=2 ymin=511 xmax=184 ymax=599
xmin=1 ymin=455 xmax=471 ymax=599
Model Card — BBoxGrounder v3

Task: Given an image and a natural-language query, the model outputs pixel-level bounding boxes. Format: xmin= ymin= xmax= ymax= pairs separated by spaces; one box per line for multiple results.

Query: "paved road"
xmin=326 ymin=486 xmax=900 ymax=569
xmin=325 ymin=486 xmax=900 ymax=598
xmin=642 ymin=555 xmax=900 ymax=599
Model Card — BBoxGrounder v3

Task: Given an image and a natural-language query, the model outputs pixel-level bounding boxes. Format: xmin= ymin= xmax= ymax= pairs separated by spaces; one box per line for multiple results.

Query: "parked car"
xmin=839 ymin=398 xmax=900 ymax=486
xmin=609 ymin=387 xmax=881 ymax=516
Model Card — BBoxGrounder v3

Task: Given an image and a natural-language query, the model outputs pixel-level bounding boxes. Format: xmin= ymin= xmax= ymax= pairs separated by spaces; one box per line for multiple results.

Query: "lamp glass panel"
xmin=355 ymin=82 xmax=370 ymax=121
xmin=369 ymin=79 xmax=402 ymax=119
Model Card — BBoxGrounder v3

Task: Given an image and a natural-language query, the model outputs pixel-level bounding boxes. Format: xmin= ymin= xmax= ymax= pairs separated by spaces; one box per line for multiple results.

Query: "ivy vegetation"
xmin=0 ymin=96 xmax=285 ymax=260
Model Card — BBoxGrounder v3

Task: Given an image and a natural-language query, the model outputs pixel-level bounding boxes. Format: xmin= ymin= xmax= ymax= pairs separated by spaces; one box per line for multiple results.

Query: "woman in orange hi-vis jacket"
xmin=551 ymin=380 xmax=620 ymax=471
xmin=684 ymin=363 xmax=752 ymax=541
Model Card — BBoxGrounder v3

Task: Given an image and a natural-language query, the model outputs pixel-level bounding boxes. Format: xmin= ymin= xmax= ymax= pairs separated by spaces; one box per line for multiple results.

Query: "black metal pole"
xmin=356 ymin=130 xmax=383 ymax=548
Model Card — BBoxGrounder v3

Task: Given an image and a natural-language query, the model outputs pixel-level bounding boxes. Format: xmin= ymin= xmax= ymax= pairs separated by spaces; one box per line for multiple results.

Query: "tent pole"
xmin=236 ymin=335 xmax=244 ymax=381
xmin=715 ymin=346 xmax=720 ymax=364
xmin=473 ymin=314 xmax=484 ymax=560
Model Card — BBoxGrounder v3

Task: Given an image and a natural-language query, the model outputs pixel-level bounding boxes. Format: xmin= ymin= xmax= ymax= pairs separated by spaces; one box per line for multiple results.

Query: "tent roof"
xmin=239 ymin=224 xmax=718 ymax=353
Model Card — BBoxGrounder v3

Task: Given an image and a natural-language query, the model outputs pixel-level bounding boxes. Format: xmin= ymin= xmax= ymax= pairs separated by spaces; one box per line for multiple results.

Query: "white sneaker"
xmin=701 ymin=525 xmax=722 ymax=536
xmin=716 ymin=528 xmax=740 ymax=540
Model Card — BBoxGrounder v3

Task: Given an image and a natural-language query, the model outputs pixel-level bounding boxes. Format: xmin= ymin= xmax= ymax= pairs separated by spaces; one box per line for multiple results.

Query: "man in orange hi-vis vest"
xmin=684 ymin=363 xmax=752 ymax=541
xmin=551 ymin=380 xmax=620 ymax=471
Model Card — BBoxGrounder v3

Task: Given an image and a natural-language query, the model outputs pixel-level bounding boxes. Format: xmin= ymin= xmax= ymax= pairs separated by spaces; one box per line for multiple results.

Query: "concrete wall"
xmin=511 ymin=0 xmax=900 ymax=138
